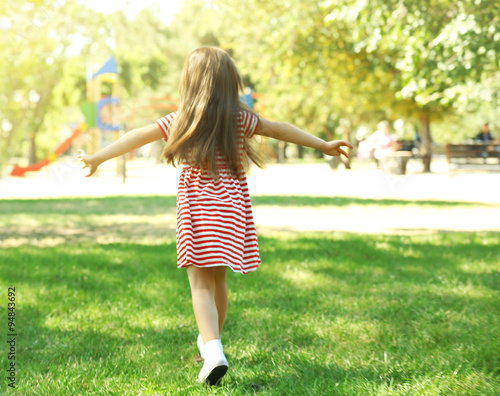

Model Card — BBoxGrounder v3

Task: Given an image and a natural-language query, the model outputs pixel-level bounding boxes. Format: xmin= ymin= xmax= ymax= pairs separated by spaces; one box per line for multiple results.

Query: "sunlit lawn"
xmin=0 ymin=196 xmax=499 ymax=395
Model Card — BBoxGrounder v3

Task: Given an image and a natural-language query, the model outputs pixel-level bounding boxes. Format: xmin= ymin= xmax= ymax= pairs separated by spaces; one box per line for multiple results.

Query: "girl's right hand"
xmin=322 ymin=140 xmax=354 ymax=158
xmin=76 ymin=149 xmax=100 ymax=177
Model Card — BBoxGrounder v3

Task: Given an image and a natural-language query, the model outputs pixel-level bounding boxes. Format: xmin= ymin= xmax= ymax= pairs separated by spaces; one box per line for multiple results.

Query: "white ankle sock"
xmin=198 ymin=335 xmax=223 ymax=358
xmin=203 ymin=339 xmax=224 ymax=357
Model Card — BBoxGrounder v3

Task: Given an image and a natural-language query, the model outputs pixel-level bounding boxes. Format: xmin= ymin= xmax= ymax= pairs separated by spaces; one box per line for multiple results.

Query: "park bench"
xmin=445 ymin=143 xmax=500 ymax=165
xmin=380 ymin=140 xmax=417 ymax=175
xmin=381 ymin=151 xmax=413 ymax=174
xmin=395 ymin=140 xmax=416 ymax=152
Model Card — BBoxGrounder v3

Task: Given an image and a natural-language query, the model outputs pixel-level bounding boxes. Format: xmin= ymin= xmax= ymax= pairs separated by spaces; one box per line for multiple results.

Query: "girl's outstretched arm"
xmin=256 ymin=117 xmax=353 ymax=158
xmin=77 ymin=123 xmax=164 ymax=177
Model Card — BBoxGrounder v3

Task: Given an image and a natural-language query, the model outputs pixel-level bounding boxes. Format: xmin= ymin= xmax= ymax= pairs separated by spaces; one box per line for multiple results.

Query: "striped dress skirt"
xmin=175 ymin=165 xmax=261 ymax=274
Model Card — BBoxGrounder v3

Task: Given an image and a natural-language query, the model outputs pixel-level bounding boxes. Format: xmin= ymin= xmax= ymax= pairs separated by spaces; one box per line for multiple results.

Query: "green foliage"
xmin=2 ymin=0 xmax=499 ymax=172
xmin=0 ymin=0 xmax=106 ymax=170
xmin=177 ymin=0 xmax=499 ymax=141
xmin=0 ymin=1 xmax=176 ymax=173
xmin=201 ymin=1 xmax=398 ymax=131
xmin=332 ymin=0 xmax=500 ymax=111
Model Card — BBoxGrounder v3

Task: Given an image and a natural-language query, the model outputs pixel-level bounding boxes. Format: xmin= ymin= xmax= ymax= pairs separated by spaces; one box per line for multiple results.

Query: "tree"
xmin=0 ymin=0 xmax=175 ymax=175
xmin=178 ymin=1 xmax=402 ymax=162
xmin=0 ymin=0 xmax=107 ymax=173
xmin=335 ymin=0 xmax=500 ymax=171
xmin=177 ymin=0 xmax=500 ymax=171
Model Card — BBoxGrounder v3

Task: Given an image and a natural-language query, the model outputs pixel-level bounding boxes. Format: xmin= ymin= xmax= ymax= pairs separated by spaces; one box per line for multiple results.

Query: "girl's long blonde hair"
xmin=161 ymin=46 xmax=266 ymax=180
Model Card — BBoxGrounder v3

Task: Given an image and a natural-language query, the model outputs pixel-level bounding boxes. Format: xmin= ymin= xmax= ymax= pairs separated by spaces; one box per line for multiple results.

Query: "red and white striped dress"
xmin=156 ymin=110 xmax=261 ymax=274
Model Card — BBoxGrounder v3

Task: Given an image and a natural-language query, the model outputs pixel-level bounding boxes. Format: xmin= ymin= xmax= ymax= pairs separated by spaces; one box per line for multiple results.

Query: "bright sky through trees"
xmin=77 ymin=0 xmax=182 ymax=25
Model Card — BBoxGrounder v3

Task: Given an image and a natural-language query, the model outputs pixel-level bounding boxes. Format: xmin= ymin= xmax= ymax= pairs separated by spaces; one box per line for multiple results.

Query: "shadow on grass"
xmin=2 ymin=242 xmax=181 ymax=307
xmin=0 ymin=195 xmax=495 ymax=219
xmin=238 ymin=357 xmax=418 ymax=395
xmin=1 ymin=227 xmax=499 ymax=393
xmin=0 ymin=195 xmax=178 ymax=216
xmin=15 ymin=303 xmax=197 ymax=395
xmin=251 ymin=195 xmax=496 ymax=208
xmin=227 ymin=232 xmax=500 ymax=387
xmin=255 ymin=233 xmax=500 ymax=292
xmin=4 ymin=242 xmax=200 ymax=394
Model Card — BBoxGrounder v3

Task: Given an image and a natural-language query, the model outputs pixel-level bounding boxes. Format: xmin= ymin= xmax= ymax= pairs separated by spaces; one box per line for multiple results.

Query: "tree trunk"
xmin=342 ymin=125 xmax=351 ymax=170
xmin=296 ymin=144 xmax=304 ymax=159
xmin=29 ymin=131 xmax=37 ymax=165
xmin=0 ymin=126 xmax=15 ymax=178
xmin=27 ymin=99 xmax=48 ymax=166
xmin=154 ymin=140 xmax=163 ymax=164
xmin=419 ymin=110 xmax=432 ymax=173
xmin=340 ymin=118 xmax=352 ymax=169
xmin=277 ymin=141 xmax=285 ymax=163
xmin=323 ymin=125 xmax=334 ymax=140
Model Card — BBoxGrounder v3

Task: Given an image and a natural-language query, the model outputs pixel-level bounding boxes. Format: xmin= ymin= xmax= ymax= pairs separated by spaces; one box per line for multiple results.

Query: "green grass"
xmin=0 ymin=195 xmax=500 ymax=214
xmin=0 ymin=195 xmax=497 ymax=213
xmin=0 ymin=196 xmax=499 ymax=395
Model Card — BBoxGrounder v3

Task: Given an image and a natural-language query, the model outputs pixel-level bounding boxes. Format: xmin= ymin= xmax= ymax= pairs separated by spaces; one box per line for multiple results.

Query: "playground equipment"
xmin=10 ymin=57 xmax=269 ymax=177
xmin=10 ymin=122 xmax=88 ymax=177
xmin=10 ymin=56 xmax=121 ymax=177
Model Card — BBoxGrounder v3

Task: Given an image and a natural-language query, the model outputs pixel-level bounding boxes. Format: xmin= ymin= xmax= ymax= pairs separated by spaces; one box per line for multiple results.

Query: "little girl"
xmin=77 ymin=46 xmax=352 ymax=386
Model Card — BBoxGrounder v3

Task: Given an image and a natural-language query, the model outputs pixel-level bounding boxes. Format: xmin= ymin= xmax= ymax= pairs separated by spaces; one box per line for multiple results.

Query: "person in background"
xmin=363 ymin=120 xmax=399 ymax=162
xmin=474 ymin=123 xmax=494 ymax=142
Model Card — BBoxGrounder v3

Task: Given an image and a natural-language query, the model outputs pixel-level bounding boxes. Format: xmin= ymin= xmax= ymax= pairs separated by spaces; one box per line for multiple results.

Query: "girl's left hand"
xmin=322 ymin=140 xmax=354 ymax=158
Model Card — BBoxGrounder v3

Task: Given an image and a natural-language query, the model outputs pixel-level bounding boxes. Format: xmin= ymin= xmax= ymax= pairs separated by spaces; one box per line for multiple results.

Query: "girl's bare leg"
xmin=186 ymin=266 xmax=219 ymax=343
xmin=213 ymin=266 xmax=228 ymax=337
xmin=188 ymin=265 xmax=229 ymax=384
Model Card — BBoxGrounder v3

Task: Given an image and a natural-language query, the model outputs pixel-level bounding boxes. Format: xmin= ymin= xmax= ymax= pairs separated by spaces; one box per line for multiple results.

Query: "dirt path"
xmin=253 ymin=205 xmax=500 ymax=235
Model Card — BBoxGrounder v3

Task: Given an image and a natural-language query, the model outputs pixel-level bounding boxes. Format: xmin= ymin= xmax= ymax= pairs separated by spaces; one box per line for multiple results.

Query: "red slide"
xmin=10 ymin=123 xmax=87 ymax=177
